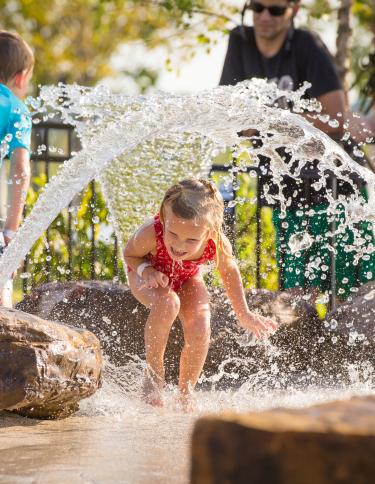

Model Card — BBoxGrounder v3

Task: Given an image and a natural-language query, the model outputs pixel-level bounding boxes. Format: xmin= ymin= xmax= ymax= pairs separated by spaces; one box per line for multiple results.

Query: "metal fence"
xmin=19 ymin=120 xmax=357 ymax=309
xmin=22 ymin=121 xmax=121 ymax=293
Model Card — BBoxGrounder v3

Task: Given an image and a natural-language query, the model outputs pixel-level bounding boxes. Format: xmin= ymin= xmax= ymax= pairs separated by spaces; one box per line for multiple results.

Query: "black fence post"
xmin=25 ymin=122 xmax=342 ymax=304
xmin=90 ymin=180 xmax=97 ymax=280
xmin=329 ymin=175 xmax=337 ymax=310
xmin=255 ymin=168 xmax=261 ymax=288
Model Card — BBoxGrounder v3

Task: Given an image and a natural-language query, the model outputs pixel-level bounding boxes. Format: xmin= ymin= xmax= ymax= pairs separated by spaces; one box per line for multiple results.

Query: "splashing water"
xmin=1 ymin=79 xmax=374 ymax=384
xmin=0 ymin=79 xmax=374 ymax=285
xmin=288 ymin=231 xmax=314 ymax=254
xmin=0 ymin=79 xmax=374 ymax=482
xmin=1 ymin=80 xmax=375 ymax=397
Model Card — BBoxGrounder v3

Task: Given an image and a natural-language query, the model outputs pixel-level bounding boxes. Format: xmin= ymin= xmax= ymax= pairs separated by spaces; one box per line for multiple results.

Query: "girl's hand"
xmin=239 ymin=311 xmax=278 ymax=339
xmin=141 ymin=267 xmax=169 ymax=289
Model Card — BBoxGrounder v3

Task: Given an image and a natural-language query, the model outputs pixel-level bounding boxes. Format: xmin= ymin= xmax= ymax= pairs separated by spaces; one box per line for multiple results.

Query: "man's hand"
xmin=239 ymin=311 xmax=278 ymax=339
xmin=140 ymin=267 xmax=169 ymax=289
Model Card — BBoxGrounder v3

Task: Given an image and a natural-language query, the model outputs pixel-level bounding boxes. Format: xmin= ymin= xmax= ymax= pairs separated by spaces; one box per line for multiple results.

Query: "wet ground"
xmin=0 ymin=410 xmax=193 ymax=484
xmin=1 ymin=382 xmax=374 ymax=484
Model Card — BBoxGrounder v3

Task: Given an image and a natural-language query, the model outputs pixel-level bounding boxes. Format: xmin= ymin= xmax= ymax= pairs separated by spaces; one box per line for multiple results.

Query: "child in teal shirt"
xmin=0 ymin=31 xmax=34 ymax=307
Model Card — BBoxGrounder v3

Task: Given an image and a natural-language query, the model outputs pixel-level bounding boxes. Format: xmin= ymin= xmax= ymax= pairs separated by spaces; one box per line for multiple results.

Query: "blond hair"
xmin=160 ymin=178 xmax=230 ymax=260
xmin=0 ymin=31 xmax=34 ymax=84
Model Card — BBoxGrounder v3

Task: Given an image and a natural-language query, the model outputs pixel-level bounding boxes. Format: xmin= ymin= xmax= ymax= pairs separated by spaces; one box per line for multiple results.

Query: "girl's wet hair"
xmin=160 ymin=178 xmax=229 ymax=259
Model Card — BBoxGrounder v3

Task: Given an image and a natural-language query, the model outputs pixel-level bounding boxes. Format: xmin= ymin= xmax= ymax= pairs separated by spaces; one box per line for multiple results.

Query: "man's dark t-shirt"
xmin=220 ymin=26 xmax=341 ymax=99
xmin=219 ymin=26 xmax=359 ymax=207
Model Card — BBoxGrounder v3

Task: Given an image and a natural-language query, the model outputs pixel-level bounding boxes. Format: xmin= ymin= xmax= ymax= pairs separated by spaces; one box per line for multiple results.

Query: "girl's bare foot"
xmin=142 ymin=371 xmax=164 ymax=407
xmin=177 ymin=391 xmax=195 ymax=413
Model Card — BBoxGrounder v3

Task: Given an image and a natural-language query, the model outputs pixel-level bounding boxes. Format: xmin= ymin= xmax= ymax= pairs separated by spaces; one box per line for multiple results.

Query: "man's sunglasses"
xmin=249 ymin=1 xmax=290 ymax=17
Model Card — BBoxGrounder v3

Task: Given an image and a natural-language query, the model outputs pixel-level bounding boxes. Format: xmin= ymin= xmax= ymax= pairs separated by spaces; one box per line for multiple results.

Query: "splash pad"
xmin=0 ymin=80 xmax=374 ymax=482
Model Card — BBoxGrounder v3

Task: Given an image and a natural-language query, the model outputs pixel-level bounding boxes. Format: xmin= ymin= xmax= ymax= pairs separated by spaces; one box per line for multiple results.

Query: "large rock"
xmin=0 ymin=306 xmax=102 ymax=419
xmin=18 ymin=281 xmax=321 ymax=387
xmin=318 ymin=282 xmax=375 ymax=377
xmin=191 ymin=394 xmax=375 ymax=484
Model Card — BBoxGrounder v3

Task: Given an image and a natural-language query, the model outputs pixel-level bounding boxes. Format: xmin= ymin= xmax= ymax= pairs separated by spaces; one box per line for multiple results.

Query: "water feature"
xmin=1 ymin=79 xmax=375 ymax=482
xmin=0 ymin=79 xmax=374 ymax=284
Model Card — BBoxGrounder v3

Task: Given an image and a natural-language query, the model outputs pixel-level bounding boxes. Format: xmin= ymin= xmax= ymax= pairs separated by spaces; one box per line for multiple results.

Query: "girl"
xmin=124 ymin=178 xmax=277 ymax=407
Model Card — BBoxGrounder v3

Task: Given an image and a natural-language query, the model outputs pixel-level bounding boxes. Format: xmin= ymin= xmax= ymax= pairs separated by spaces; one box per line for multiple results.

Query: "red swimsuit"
xmin=132 ymin=214 xmax=216 ymax=291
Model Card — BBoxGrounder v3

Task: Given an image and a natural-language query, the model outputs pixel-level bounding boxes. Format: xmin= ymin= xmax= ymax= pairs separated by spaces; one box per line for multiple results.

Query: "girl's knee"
xmin=184 ymin=316 xmax=211 ymax=346
xmin=151 ymin=291 xmax=180 ymax=317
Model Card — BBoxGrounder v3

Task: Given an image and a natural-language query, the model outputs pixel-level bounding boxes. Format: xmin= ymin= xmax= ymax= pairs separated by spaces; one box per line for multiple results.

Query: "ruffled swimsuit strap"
xmin=153 ymin=214 xmax=166 ymax=252
xmin=203 ymin=238 xmax=217 ymax=262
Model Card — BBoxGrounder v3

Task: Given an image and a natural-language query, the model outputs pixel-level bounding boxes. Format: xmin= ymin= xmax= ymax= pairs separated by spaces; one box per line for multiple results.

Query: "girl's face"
xmin=163 ymin=206 xmax=210 ymax=261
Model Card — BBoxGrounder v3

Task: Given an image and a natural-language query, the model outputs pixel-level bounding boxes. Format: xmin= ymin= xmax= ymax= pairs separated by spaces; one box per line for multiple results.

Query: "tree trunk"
xmin=335 ymin=0 xmax=353 ymax=98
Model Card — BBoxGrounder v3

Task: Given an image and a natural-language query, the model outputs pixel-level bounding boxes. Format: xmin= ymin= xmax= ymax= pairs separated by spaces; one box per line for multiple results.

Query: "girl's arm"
xmin=217 ymin=235 xmax=278 ymax=338
xmin=124 ymin=220 xmax=168 ymax=288
xmin=124 ymin=219 xmax=156 ymax=271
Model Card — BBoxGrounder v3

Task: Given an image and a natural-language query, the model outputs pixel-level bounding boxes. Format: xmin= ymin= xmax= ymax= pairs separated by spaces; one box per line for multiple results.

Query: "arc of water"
xmin=0 ymin=126 xmax=167 ymax=286
xmin=1 ymin=82 xmax=375 ymax=286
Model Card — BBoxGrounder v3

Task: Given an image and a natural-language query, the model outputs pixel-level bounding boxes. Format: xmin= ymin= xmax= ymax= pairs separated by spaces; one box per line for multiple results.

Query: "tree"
xmin=308 ymin=0 xmax=374 ymax=106
xmin=352 ymin=0 xmax=375 ymax=110
xmin=0 ymin=0 xmax=232 ymax=87
xmin=336 ymin=0 xmax=353 ymax=96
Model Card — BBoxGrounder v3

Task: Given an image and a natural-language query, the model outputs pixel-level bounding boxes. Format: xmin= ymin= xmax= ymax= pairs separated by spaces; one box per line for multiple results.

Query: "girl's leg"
xmin=128 ymin=271 xmax=180 ymax=405
xmin=177 ymin=276 xmax=211 ymax=398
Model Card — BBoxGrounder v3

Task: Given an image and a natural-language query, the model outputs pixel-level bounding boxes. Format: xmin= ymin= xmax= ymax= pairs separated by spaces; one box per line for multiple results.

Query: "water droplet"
xmin=353 ymin=146 xmax=364 ymax=158
xmin=328 ymin=119 xmax=339 ymax=128
xmin=288 ymin=232 xmax=313 ymax=254
xmin=364 ymin=290 xmax=375 ymax=301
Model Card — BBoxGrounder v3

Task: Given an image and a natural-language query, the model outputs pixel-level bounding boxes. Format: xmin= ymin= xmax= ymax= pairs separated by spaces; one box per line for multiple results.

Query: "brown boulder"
xmin=0 ymin=306 xmax=102 ymax=419
xmin=18 ymin=281 xmax=321 ymax=387
xmin=191 ymin=394 xmax=375 ymax=484
xmin=318 ymin=282 xmax=375 ymax=376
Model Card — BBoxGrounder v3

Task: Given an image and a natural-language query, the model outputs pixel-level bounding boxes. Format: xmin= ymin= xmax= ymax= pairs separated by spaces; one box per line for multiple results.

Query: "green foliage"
xmin=353 ymin=0 xmax=374 ymax=25
xmin=121 ymin=67 xmax=158 ymax=93
xmin=19 ymin=152 xmax=279 ymax=293
xmin=0 ymin=0 xmax=235 ymax=88
xmin=18 ymin=172 xmax=125 ymax=292
xmin=234 ymin=173 xmax=278 ymax=290
xmin=352 ymin=0 xmax=375 ymax=109
xmin=161 ymin=0 xmax=202 ymax=11
xmin=306 ymin=0 xmax=333 ymax=19
xmin=211 ymin=163 xmax=278 ymax=290
xmin=304 ymin=0 xmax=375 ymax=105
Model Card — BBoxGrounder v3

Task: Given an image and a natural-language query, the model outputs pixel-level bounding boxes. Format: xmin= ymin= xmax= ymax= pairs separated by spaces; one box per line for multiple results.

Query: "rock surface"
xmin=0 ymin=306 xmax=102 ymax=419
xmin=191 ymin=394 xmax=375 ymax=484
xmin=18 ymin=281 xmax=321 ymax=386
xmin=318 ymin=282 xmax=375 ymax=376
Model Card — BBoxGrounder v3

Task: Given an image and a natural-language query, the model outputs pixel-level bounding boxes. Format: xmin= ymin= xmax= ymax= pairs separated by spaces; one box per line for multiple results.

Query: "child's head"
xmin=0 ymin=31 xmax=34 ymax=98
xmin=160 ymin=179 xmax=225 ymax=260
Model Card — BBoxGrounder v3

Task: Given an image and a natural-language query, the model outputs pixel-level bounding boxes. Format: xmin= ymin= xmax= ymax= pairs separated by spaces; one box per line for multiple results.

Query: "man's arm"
xmin=309 ymin=91 xmax=374 ymax=143
xmin=306 ymin=89 xmax=346 ymax=137
xmin=4 ymin=147 xmax=31 ymax=244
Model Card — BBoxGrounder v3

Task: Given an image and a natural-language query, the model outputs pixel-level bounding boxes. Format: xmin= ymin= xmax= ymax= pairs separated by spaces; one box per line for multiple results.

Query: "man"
xmin=220 ymin=0 xmax=345 ymax=136
xmin=219 ymin=0 xmax=374 ymax=300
